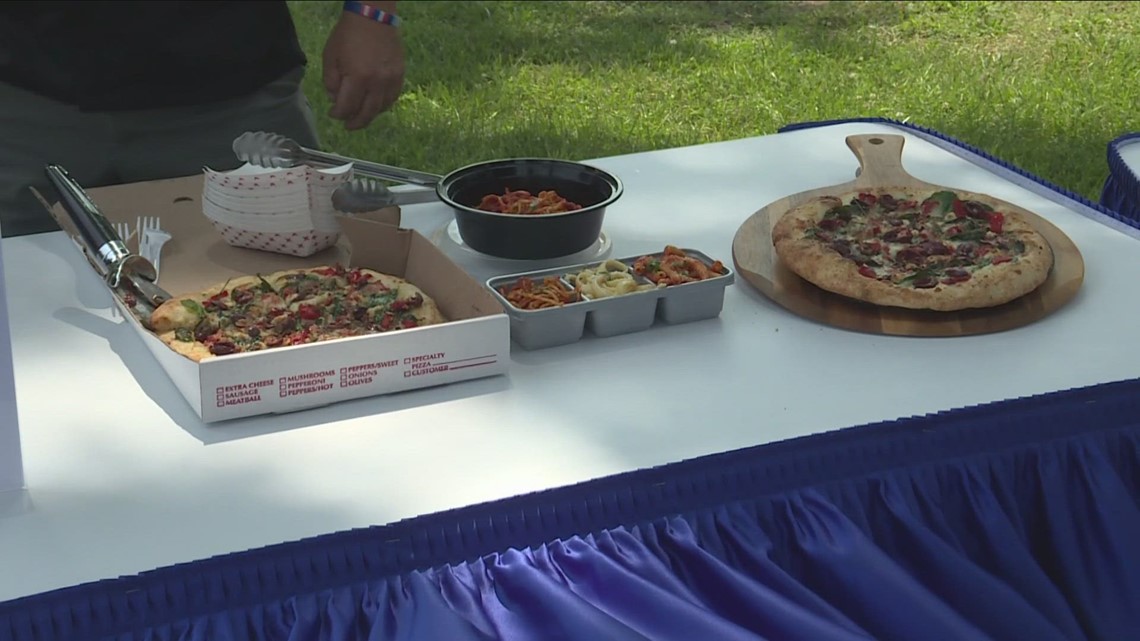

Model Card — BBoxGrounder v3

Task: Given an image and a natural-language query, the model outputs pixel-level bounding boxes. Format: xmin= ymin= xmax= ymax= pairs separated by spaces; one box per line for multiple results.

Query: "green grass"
xmin=288 ymin=0 xmax=1140 ymax=202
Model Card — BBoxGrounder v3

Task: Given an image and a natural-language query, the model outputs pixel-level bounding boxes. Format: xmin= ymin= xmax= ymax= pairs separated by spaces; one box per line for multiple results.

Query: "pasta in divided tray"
xmin=565 ymin=259 xmax=662 ymax=300
xmin=487 ymin=245 xmax=735 ymax=350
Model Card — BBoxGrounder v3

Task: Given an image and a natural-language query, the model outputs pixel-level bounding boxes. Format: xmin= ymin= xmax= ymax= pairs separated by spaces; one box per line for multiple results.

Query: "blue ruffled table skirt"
xmin=2 ymin=381 xmax=1138 ymax=641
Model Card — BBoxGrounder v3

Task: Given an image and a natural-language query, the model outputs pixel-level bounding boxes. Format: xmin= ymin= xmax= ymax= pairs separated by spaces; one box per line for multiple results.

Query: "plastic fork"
xmin=114 ymin=222 xmax=134 ymax=246
xmin=137 ymin=216 xmax=172 ymax=278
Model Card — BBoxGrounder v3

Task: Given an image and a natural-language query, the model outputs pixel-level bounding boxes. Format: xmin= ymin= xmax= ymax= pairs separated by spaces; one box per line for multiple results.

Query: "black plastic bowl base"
xmin=437 ymin=158 xmax=623 ymax=260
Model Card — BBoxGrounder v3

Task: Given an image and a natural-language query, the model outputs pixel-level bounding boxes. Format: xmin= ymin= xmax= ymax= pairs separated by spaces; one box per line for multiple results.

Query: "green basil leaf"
xmin=257 ymin=274 xmax=276 ymax=293
xmin=949 ymin=230 xmax=987 ymax=241
xmin=900 ymin=268 xmax=938 ymax=284
xmin=926 ymin=190 xmax=958 ymax=216
xmin=181 ymin=299 xmax=206 ymax=317
xmin=367 ymin=291 xmax=398 ymax=309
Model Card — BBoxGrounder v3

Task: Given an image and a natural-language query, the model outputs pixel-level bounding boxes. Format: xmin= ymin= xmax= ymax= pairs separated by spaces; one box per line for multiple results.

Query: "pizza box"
xmin=50 ymin=174 xmax=511 ymax=423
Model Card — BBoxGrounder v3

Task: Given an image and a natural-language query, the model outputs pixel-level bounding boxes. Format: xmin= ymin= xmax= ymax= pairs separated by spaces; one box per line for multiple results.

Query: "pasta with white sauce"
xmin=565 ymin=259 xmax=661 ymax=299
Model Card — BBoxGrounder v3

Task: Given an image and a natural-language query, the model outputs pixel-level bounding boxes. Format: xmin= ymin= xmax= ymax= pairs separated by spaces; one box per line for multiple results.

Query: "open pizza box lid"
xmin=51 ymin=174 xmax=405 ymax=296
xmin=44 ymin=173 xmax=511 ymax=423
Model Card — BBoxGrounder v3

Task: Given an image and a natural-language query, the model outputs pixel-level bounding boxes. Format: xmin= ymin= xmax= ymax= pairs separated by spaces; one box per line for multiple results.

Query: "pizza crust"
xmin=151 ymin=297 xmax=203 ymax=334
xmin=772 ymin=186 xmax=1055 ymax=311
xmin=156 ymin=332 xmax=215 ymax=363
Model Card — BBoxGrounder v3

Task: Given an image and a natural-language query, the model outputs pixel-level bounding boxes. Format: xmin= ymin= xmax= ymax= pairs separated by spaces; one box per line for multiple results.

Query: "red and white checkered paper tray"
xmin=201 ymin=163 xmax=353 ymax=257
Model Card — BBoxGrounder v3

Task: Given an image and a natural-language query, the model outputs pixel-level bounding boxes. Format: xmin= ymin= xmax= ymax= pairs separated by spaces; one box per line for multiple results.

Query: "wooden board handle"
xmin=847 ymin=134 xmax=913 ymax=187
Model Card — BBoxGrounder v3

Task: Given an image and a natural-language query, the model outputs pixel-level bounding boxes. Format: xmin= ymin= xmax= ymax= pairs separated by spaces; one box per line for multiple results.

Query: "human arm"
xmin=322 ymin=0 xmax=405 ymax=131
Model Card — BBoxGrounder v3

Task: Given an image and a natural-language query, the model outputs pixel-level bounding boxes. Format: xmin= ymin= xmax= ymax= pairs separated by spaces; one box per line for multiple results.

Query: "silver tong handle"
xmin=44 ymin=164 xmax=137 ymax=281
xmin=231 ymin=131 xmax=443 ymax=187
xmin=303 ymin=148 xmax=443 ymax=187
xmin=42 ymin=164 xmax=170 ymax=322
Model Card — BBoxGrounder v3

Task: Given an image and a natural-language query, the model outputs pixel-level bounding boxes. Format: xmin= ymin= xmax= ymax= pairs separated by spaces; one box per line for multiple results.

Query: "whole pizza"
xmin=771 ymin=187 xmax=1054 ymax=311
xmin=149 ymin=264 xmax=447 ymax=362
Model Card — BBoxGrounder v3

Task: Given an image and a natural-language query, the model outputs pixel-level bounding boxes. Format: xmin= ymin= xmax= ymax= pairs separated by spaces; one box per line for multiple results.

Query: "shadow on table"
xmin=28 ymin=227 xmax=513 ymax=446
xmin=1 ymin=428 xmax=389 ymax=603
xmin=507 ymin=315 xmax=731 ymax=368
xmin=0 ymin=488 xmax=33 ymax=520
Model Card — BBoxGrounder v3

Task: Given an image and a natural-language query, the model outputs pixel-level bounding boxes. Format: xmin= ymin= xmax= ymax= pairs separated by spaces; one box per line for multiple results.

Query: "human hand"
xmin=321 ymin=7 xmax=406 ymax=130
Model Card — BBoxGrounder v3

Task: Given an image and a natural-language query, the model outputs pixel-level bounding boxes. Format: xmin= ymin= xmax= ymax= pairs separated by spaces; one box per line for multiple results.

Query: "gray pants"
xmin=0 ymin=67 xmax=321 ymax=238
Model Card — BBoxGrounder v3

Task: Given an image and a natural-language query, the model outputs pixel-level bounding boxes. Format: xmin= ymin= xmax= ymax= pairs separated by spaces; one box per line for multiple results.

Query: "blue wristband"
xmin=343 ymin=1 xmax=401 ymax=27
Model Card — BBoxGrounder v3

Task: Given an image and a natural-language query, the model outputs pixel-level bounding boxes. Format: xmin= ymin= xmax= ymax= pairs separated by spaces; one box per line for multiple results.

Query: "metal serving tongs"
xmin=42 ymin=164 xmax=172 ymax=329
xmin=231 ymin=131 xmax=441 ymax=213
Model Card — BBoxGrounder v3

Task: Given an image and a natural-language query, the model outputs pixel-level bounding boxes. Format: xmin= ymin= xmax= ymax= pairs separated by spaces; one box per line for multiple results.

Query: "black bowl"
xmin=436 ymin=158 xmax=623 ymax=260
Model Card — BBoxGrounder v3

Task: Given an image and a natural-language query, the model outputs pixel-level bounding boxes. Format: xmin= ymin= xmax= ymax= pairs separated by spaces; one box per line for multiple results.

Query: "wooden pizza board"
xmin=731 ymin=134 xmax=1085 ymax=337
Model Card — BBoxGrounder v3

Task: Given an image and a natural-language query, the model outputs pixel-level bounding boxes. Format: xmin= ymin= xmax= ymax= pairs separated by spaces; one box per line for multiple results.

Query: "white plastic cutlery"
xmin=137 ymin=216 xmax=172 ymax=278
xmin=114 ymin=222 xmax=134 ymax=246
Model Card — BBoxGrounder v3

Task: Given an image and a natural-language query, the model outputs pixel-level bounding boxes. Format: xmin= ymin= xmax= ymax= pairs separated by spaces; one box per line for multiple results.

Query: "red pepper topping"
xmin=347 ymin=269 xmax=371 ymax=286
xmin=204 ymin=290 xmax=229 ymax=310
xmin=298 ymin=304 xmax=321 ymax=320
xmin=992 ymin=255 xmax=1012 ymax=265
xmin=940 ymin=268 xmax=971 ymax=285
xmin=401 ymin=317 xmax=418 ymax=329
xmin=858 ymin=265 xmax=877 ymax=278
xmin=857 ymin=192 xmax=878 ymax=206
xmin=988 ymin=211 xmax=1004 ymax=233
xmin=952 ymin=199 xmax=968 ymax=219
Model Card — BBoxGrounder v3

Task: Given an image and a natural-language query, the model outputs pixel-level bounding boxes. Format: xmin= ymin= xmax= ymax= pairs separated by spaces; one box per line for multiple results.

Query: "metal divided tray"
xmin=487 ymin=248 xmax=735 ymax=350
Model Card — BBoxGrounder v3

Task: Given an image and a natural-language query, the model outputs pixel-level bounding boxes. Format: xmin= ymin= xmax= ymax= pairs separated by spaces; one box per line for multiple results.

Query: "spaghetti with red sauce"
xmin=498 ymin=276 xmax=580 ymax=310
xmin=477 ymin=188 xmax=583 ymax=215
